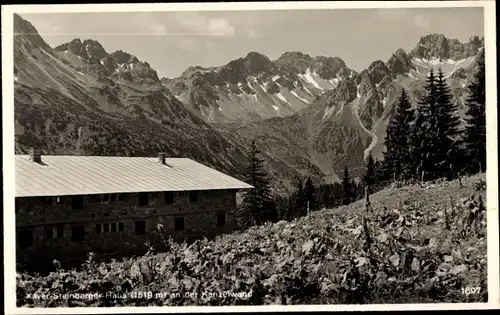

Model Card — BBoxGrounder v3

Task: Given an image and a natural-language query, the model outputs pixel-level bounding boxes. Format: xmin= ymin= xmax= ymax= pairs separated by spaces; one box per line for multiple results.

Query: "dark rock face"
xmin=323 ymin=79 xmax=358 ymax=106
xmin=67 ymin=39 xmax=88 ymax=58
xmin=243 ymin=51 xmax=275 ymax=75
xmin=276 ymin=52 xmax=353 ymax=80
xmin=276 ymin=51 xmax=313 ymax=73
xmin=315 ymin=56 xmax=352 ymax=80
xmin=54 ymin=39 xmax=109 ymax=60
xmin=386 ymin=48 xmax=414 ymax=76
xmin=82 ymin=39 xmax=108 ymax=59
xmin=367 ymin=60 xmax=391 ymax=85
xmin=411 ymin=33 xmax=484 ymax=60
xmin=109 ymin=50 xmax=139 ymax=64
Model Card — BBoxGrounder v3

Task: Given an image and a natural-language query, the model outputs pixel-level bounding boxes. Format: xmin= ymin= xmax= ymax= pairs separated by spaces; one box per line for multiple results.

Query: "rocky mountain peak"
xmin=59 ymin=39 xmax=86 ymax=57
xmin=82 ymin=39 xmax=108 ymax=59
xmin=278 ymin=51 xmax=313 ymax=62
xmin=276 ymin=51 xmax=313 ymax=73
xmin=216 ymin=52 xmax=274 ymax=84
xmin=243 ymin=51 xmax=274 ymax=74
xmin=386 ymin=48 xmax=414 ymax=76
xmin=179 ymin=65 xmax=212 ymax=78
xmin=411 ymin=33 xmax=483 ymax=61
xmin=411 ymin=33 xmax=451 ymax=60
xmin=468 ymin=35 xmax=483 ymax=47
xmin=312 ymin=56 xmax=352 ymax=80
xmin=109 ymin=50 xmax=140 ymax=64
xmin=366 ymin=60 xmax=390 ymax=84
xmin=14 ymin=14 xmax=52 ymax=51
xmin=54 ymin=38 xmax=108 ymax=61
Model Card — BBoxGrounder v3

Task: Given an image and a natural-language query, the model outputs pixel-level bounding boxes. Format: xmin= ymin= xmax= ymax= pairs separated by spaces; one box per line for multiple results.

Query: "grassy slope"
xmin=16 ymin=174 xmax=487 ymax=307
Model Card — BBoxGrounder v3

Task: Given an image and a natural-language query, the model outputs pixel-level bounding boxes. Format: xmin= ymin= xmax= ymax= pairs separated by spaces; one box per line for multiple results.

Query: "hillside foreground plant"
xmin=16 ymin=174 xmax=487 ymax=307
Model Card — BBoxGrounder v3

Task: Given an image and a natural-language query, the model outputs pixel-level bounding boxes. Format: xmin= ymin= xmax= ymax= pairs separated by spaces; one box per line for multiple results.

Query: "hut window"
xmin=71 ymin=195 xmax=84 ymax=210
xmin=189 ymin=191 xmax=198 ymax=203
xmin=71 ymin=226 xmax=85 ymax=243
xmin=165 ymin=192 xmax=174 ymax=204
xmin=138 ymin=193 xmax=149 ymax=206
xmin=175 ymin=217 xmax=184 ymax=231
xmin=135 ymin=220 xmax=146 ymax=235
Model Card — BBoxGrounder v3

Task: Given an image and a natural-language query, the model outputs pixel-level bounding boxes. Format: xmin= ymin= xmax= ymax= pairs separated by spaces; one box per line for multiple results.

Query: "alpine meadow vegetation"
xmin=16 ymin=174 xmax=487 ymax=306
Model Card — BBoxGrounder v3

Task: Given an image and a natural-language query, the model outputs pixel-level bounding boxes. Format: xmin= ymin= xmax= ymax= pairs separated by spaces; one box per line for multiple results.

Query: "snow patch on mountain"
xmin=299 ymin=68 xmax=324 ymax=90
xmin=353 ymin=105 xmax=378 ymax=159
xmin=322 ymin=105 xmax=336 ymax=122
xmin=291 ymin=90 xmax=309 ymax=104
xmin=276 ymin=92 xmax=290 ymax=105
xmin=328 ymin=78 xmax=340 ymax=87
xmin=303 ymin=86 xmax=313 ymax=96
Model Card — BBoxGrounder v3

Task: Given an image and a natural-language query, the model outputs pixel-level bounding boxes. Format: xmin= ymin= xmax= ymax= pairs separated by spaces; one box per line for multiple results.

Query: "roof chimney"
xmin=158 ymin=152 xmax=166 ymax=165
xmin=30 ymin=147 xmax=42 ymax=163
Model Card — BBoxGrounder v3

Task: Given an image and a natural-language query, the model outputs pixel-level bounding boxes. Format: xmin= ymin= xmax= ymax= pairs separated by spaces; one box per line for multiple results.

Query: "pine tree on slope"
xmin=464 ymin=49 xmax=486 ymax=174
xmin=434 ymin=67 xmax=462 ymax=179
xmin=304 ymin=176 xmax=318 ymax=212
xmin=241 ymin=140 xmax=276 ymax=225
xmin=294 ymin=179 xmax=307 ymax=218
xmin=409 ymin=69 xmax=440 ymax=181
xmin=342 ymin=166 xmax=352 ymax=205
xmin=383 ymin=89 xmax=415 ymax=181
xmin=364 ymin=152 xmax=376 ymax=194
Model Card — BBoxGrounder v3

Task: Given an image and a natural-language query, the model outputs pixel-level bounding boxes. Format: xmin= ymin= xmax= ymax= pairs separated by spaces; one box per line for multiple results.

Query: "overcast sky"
xmin=20 ymin=7 xmax=484 ymax=78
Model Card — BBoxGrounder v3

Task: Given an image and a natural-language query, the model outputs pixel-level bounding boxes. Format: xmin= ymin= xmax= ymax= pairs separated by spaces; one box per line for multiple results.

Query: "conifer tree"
xmin=241 ymin=140 xmax=275 ymax=225
xmin=342 ymin=166 xmax=352 ymax=205
xmin=409 ymin=69 xmax=439 ymax=181
xmin=435 ymin=67 xmax=462 ymax=179
xmin=364 ymin=153 xmax=376 ymax=194
xmin=332 ymin=182 xmax=343 ymax=207
xmin=321 ymin=184 xmax=333 ymax=209
xmin=464 ymin=49 xmax=486 ymax=173
xmin=294 ymin=179 xmax=307 ymax=218
xmin=304 ymin=176 xmax=317 ymax=212
xmin=383 ymin=89 xmax=415 ymax=180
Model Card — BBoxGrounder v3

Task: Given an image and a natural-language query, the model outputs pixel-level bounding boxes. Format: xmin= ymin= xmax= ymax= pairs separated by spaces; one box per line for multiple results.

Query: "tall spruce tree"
xmin=294 ymin=179 xmax=307 ymax=218
xmin=409 ymin=69 xmax=439 ymax=181
xmin=342 ymin=166 xmax=352 ymax=205
xmin=304 ymin=176 xmax=317 ymax=212
xmin=435 ymin=67 xmax=462 ymax=179
xmin=363 ymin=153 xmax=376 ymax=194
xmin=383 ymin=89 xmax=415 ymax=180
xmin=241 ymin=140 xmax=275 ymax=225
xmin=464 ymin=49 xmax=486 ymax=173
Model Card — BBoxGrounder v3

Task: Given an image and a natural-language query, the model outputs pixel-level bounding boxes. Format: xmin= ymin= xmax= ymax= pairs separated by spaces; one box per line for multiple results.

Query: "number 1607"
xmin=461 ymin=287 xmax=481 ymax=295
